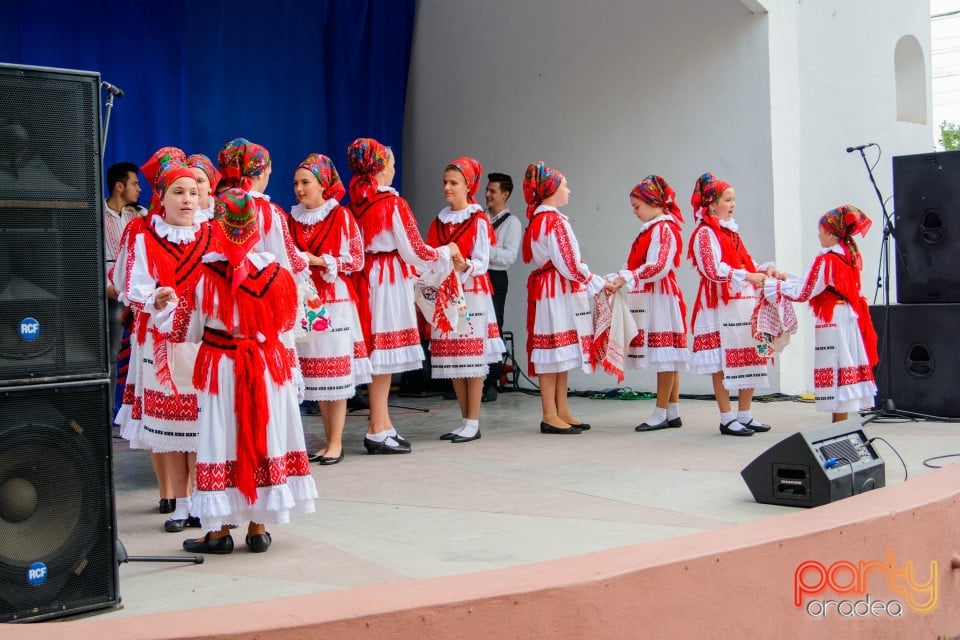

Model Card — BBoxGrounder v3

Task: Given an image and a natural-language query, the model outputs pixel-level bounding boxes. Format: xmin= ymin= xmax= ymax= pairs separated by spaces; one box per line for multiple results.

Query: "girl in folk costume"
xmin=609 ymin=176 xmax=690 ymax=432
xmin=186 ymin=153 xmax=221 ymax=223
xmin=289 ymin=153 xmax=372 ymax=464
xmin=426 ymin=157 xmax=505 ymax=444
xmin=688 ymin=172 xmax=781 ymax=436
xmin=522 ymin=162 xmax=620 ymax=435
xmin=346 ymin=137 xmax=461 ymax=454
xmin=171 ymin=189 xmax=317 ymax=554
xmin=114 ymin=151 xmax=213 ymax=531
xmin=764 ymin=205 xmax=878 ymax=422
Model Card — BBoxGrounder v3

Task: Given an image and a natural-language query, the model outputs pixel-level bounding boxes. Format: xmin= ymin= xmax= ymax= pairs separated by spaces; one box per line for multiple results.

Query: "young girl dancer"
xmin=426 ymin=157 xmax=504 ymax=443
xmin=610 ymin=175 xmax=690 ymax=431
xmin=522 ymin=161 xmax=619 ymax=434
xmin=289 ymin=153 xmax=371 ymax=463
xmin=346 ymin=137 xmax=460 ymax=453
xmin=173 ymin=189 xmax=317 ymax=554
xmin=115 ymin=152 xmax=211 ymax=530
xmin=764 ymin=205 xmax=878 ymax=421
xmin=688 ymin=172 xmax=778 ymax=436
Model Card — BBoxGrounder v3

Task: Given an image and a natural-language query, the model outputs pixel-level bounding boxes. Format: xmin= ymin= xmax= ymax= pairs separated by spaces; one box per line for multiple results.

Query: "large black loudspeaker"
xmin=0 ymin=64 xmax=118 ymax=622
xmin=0 ymin=382 xmax=118 ymax=622
xmin=740 ymin=420 xmax=885 ymax=508
xmin=892 ymin=150 xmax=960 ymax=304
xmin=0 ymin=63 xmax=107 ymax=384
xmin=869 ymin=303 xmax=960 ymax=417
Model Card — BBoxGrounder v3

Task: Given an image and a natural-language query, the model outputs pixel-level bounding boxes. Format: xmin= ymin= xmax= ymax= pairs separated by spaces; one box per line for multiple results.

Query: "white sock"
xmin=458 ymin=418 xmax=479 ymax=438
xmin=385 ymin=427 xmax=398 ymax=437
xmin=721 ymin=411 xmax=747 ymax=431
xmin=667 ymin=403 xmax=680 ymax=421
xmin=170 ymin=497 xmax=191 ymax=520
xmin=366 ymin=431 xmax=387 ymax=442
xmin=737 ymin=410 xmax=753 ymax=425
xmin=647 ymin=406 xmax=667 ymax=424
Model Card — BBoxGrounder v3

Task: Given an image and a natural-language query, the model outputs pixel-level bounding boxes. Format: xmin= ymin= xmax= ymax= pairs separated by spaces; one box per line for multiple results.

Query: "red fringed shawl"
xmin=522 ymin=209 xmax=562 ymax=265
xmin=627 ymin=219 xmax=687 ymax=333
xmin=809 ymin=252 xmax=879 ymax=367
xmin=351 ymin=190 xmax=406 ymax=245
xmin=688 ymin=221 xmax=758 ymax=321
xmin=427 ymin=212 xmax=496 ymax=294
xmin=192 ymin=260 xmax=298 ymax=504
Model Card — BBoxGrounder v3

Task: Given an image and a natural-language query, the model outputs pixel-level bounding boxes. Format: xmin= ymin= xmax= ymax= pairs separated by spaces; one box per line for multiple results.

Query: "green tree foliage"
xmin=939 ymin=120 xmax=960 ymax=150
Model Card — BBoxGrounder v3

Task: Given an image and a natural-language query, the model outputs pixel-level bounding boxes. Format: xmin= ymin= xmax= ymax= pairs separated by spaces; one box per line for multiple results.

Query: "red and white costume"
xmin=288 ymin=198 xmax=372 ymax=398
xmin=114 ymin=215 xmax=212 ymax=452
xmin=169 ymin=250 xmax=317 ymax=530
xmin=689 ymin=219 xmax=772 ymax=390
xmin=524 ymin=205 xmax=605 ymax=375
xmin=426 ymin=205 xmax=505 ymax=378
xmin=765 ymin=245 xmax=877 ymax=413
xmin=615 ymin=214 xmax=689 ymax=372
xmin=351 ymin=186 xmax=451 ymax=374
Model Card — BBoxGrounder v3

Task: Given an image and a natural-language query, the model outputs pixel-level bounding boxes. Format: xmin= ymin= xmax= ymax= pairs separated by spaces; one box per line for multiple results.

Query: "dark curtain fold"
xmin=0 ymin=0 xmax=415 ymax=209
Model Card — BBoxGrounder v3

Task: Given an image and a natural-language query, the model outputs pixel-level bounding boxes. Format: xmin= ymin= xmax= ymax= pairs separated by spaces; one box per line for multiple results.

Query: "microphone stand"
xmin=854 ymin=146 xmax=939 ymax=423
xmin=101 ymin=89 xmax=116 ymax=155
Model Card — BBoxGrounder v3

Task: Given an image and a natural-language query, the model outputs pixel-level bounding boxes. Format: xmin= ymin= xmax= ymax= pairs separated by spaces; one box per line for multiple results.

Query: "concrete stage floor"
xmin=95 ymin=389 xmax=957 ymax=621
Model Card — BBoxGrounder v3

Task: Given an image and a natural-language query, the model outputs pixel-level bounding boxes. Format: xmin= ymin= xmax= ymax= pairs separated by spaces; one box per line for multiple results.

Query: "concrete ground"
xmin=97 ymin=388 xmax=958 ymax=620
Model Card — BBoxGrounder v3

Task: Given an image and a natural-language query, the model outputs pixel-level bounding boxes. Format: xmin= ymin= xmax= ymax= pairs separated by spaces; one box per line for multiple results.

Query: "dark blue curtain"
xmin=0 ymin=0 xmax=415 ymax=209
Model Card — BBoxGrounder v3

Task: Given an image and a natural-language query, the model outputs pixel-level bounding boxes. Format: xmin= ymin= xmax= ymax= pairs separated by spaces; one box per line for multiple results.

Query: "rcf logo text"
xmin=794 ymin=549 xmax=937 ymax=617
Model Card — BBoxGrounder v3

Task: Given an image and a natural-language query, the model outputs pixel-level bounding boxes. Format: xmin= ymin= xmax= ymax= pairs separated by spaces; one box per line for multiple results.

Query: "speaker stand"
xmin=116 ymin=539 xmax=204 ymax=565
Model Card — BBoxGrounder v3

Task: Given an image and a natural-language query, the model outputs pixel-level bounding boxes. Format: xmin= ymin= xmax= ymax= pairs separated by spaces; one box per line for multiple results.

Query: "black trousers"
xmin=486 ymin=270 xmax=508 ymax=385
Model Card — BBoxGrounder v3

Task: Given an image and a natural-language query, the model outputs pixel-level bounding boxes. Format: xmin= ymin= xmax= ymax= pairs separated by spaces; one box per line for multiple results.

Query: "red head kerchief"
xmin=346 ymin=137 xmax=390 ymax=205
xmin=819 ymin=204 xmax=872 ymax=270
xmin=690 ymin=172 xmax=732 ymax=222
xmin=522 ymin=161 xmax=564 ymax=220
xmin=630 ymin=174 xmax=684 ymax=224
xmin=213 ymin=188 xmax=262 ymax=291
xmin=186 ymin=153 xmax=222 ymax=194
xmin=447 ymin=156 xmax=483 ymax=205
xmin=298 ymin=153 xmax=346 ymax=202
xmin=218 ymin=138 xmax=270 ymax=192
xmin=141 ymin=147 xmax=187 ymax=216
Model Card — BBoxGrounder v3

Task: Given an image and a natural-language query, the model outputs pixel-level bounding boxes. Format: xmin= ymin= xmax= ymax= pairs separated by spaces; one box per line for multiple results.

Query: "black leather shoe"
xmin=245 ymin=532 xmax=272 ymax=553
xmin=307 ymin=451 xmax=325 ymax=463
xmin=720 ymin=420 xmax=754 ymax=436
xmin=667 ymin=417 xmax=683 ymax=428
xmin=165 ymin=517 xmax=188 ymax=532
xmin=158 ymin=498 xmax=176 ymax=514
xmin=540 ymin=422 xmax=582 ymax=435
xmin=439 ymin=432 xmax=457 ymax=440
xmin=568 ymin=422 xmax=591 ymax=430
xmin=481 ymin=385 xmax=498 ymax=403
xmin=186 ymin=516 xmax=201 ymax=528
xmin=450 ymin=431 xmax=481 ymax=443
xmin=363 ymin=436 xmax=412 ymax=454
xmin=183 ymin=532 xmax=234 ymax=554
xmin=392 ymin=433 xmax=411 ymax=447
xmin=635 ymin=419 xmax=669 ymax=432
xmin=741 ymin=418 xmax=771 ymax=432
xmin=317 ymin=450 xmax=344 ymax=465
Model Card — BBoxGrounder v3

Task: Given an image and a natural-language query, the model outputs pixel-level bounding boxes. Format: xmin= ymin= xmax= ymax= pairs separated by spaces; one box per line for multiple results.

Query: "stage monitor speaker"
xmin=0 ymin=381 xmax=119 ymax=622
xmin=740 ymin=419 xmax=885 ymax=508
xmin=0 ymin=63 xmax=106 ymax=385
xmin=869 ymin=303 xmax=960 ymax=417
xmin=892 ymin=150 xmax=960 ymax=303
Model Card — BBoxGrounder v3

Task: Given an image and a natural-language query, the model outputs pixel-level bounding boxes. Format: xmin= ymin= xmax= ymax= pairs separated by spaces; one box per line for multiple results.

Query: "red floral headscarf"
xmin=820 ymin=204 xmax=872 ymax=270
xmin=186 ymin=153 xmax=222 ymax=194
xmin=141 ymin=146 xmax=187 ymax=217
xmin=690 ymin=172 xmax=731 ymax=222
xmin=218 ymin=138 xmax=270 ymax=192
xmin=447 ymin=156 xmax=483 ymax=204
xmin=522 ymin=161 xmax=564 ymax=220
xmin=630 ymin=174 xmax=683 ymax=224
xmin=346 ymin=137 xmax=391 ymax=205
xmin=298 ymin=153 xmax=346 ymax=202
xmin=213 ymin=188 xmax=262 ymax=291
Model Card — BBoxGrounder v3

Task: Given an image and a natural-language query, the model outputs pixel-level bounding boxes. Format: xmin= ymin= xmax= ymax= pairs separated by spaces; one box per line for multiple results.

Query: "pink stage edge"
xmin=17 ymin=463 xmax=960 ymax=639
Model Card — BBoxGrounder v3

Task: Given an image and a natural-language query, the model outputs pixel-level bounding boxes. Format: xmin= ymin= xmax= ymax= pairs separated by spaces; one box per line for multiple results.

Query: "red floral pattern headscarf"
xmin=186 ymin=153 xmax=222 ymax=194
xmin=298 ymin=153 xmax=346 ymax=202
xmin=213 ymin=188 xmax=262 ymax=291
xmin=819 ymin=204 xmax=872 ymax=270
xmin=218 ymin=138 xmax=270 ymax=192
xmin=447 ymin=156 xmax=483 ymax=204
xmin=522 ymin=161 xmax=563 ymax=220
xmin=630 ymin=174 xmax=684 ymax=223
xmin=346 ymin=137 xmax=391 ymax=205
xmin=690 ymin=172 xmax=731 ymax=222
xmin=141 ymin=147 xmax=187 ymax=217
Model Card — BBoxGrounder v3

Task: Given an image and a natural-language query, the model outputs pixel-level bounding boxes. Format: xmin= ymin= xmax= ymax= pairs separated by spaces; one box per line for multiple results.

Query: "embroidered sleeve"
xmin=767 ymin=255 xmax=827 ymax=302
xmin=343 ymin=211 xmax=365 ymax=273
xmin=548 ymin=217 xmax=604 ymax=293
xmin=124 ymin=233 xmax=161 ymax=308
xmin=693 ymin=227 xmax=735 ymax=283
xmin=276 ymin=207 xmax=310 ymax=277
xmin=464 ymin=216 xmax=491 ymax=278
xmin=625 ymin=224 xmax=674 ymax=287
xmin=393 ymin=200 xmax=445 ymax=268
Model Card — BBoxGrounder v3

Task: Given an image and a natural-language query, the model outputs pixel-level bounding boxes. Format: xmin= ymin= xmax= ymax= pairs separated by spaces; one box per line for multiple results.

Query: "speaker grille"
xmin=0 ymin=65 xmax=106 ymax=385
xmin=0 ymin=382 xmax=118 ymax=622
